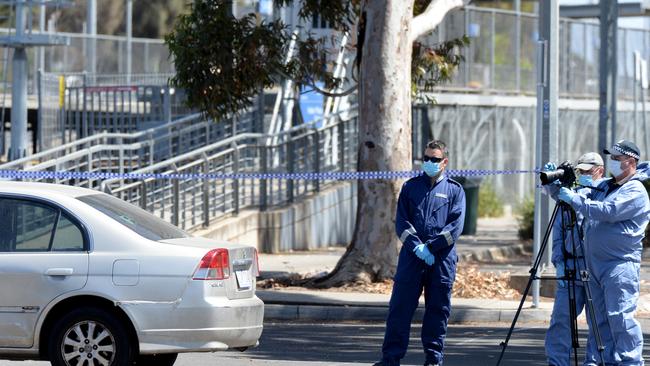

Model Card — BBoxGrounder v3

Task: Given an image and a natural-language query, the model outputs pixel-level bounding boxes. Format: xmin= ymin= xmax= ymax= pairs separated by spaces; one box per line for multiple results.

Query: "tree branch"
xmin=410 ymin=0 xmax=465 ymax=44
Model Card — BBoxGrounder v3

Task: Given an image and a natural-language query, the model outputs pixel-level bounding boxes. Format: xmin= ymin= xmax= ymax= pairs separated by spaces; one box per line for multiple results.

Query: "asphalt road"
xmin=3 ymin=321 xmax=647 ymax=366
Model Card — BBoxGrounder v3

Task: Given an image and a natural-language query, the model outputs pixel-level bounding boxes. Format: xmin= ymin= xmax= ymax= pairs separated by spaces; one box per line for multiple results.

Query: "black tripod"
xmin=495 ymin=201 xmax=606 ymax=366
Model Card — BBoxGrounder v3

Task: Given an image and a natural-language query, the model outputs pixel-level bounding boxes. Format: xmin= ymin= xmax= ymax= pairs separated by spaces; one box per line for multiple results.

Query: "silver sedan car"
xmin=0 ymin=181 xmax=264 ymax=366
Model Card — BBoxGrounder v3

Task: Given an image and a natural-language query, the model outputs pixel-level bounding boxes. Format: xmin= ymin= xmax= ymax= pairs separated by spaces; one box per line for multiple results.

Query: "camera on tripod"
xmin=539 ymin=161 xmax=576 ymax=187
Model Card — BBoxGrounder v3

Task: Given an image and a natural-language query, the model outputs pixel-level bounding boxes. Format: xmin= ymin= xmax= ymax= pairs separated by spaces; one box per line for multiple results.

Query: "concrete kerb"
xmin=259 ymin=290 xmax=552 ymax=323
xmin=263 ymin=303 xmax=551 ymax=323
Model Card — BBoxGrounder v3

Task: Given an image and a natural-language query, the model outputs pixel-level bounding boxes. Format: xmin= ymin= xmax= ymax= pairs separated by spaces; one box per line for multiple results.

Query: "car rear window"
xmin=77 ymin=194 xmax=189 ymax=241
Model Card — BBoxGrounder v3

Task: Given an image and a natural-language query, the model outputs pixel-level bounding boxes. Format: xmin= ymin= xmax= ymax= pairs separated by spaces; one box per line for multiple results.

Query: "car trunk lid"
xmin=158 ymin=237 xmax=258 ymax=300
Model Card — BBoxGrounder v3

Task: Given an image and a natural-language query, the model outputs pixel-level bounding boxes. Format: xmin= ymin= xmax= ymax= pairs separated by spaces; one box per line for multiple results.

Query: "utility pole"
xmin=599 ymin=0 xmax=618 ymax=157
xmin=0 ymin=0 xmax=68 ymax=159
xmin=533 ymin=0 xmax=559 ymax=308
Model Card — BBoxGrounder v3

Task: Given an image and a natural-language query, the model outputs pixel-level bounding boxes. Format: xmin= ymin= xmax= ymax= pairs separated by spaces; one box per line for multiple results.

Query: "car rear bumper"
xmin=120 ymin=295 xmax=264 ymax=354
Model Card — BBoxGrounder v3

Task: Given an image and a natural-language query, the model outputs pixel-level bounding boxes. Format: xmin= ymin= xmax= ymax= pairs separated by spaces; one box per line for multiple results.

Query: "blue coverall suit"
xmin=381 ymin=174 xmax=466 ymax=365
xmin=562 ymin=176 xmax=650 ymax=366
xmin=545 ymin=186 xmax=597 ymax=366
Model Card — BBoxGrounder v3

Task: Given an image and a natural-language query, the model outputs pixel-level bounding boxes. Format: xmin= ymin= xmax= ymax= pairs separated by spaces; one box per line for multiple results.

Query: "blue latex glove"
xmin=543 ymin=162 xmax=557 ymax=171
xmin=556 ymin=265 xmax=567 ymax=288
xmin=413 ymin=243 xmax=435 ymax=266
xmin=558 ymin=187 xmax=575 ymax=203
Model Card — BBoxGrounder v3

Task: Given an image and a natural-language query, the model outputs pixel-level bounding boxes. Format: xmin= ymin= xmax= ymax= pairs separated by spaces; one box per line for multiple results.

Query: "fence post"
xmin=231 ymin=142 xmax=240 ymax=215
xmin=87 ymin=150 xmax=92 ymax=188
xmin=202 ymin=153 xmax=210 ymax=228
xmin=490 ymin=10 xmax=496 ymax=89
xmin=314 ymin=129 xmax=320 ymax=193
xmin=260 ymin=142 xmax=268 ymax=211
xmin=37 ymin=69 xmax=43 ymax=152
xmin=515 ymin=5 xmax=521 ymax=91
xmin=287 ymin=137 xmax=294 ymax=203
xmin=338 ymin=120 xmax=346 ymax=171
xmin=172 ymin=164 xmax=180 ymax=227
xmin=139 ymin=181 xmax=147 ymax=210
xmin=118 ymin=138 xmax=124 ymax=175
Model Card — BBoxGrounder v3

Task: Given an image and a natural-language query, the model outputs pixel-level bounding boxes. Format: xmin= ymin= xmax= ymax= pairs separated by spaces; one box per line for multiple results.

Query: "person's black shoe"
xmin=423 ymin=362 xmax=440 ymax=366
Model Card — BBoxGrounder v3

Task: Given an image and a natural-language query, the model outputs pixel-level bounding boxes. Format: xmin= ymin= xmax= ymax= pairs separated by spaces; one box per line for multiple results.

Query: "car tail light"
xmin=254 ymin=249 xmax=260 ymax=277
xmin=193 ymin=249 xmax=230 ymax=280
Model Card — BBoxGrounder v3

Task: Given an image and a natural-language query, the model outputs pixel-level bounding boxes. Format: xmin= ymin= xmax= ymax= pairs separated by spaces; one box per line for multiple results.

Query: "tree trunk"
xmin=314 ymin=0 xmax=414 ymax=287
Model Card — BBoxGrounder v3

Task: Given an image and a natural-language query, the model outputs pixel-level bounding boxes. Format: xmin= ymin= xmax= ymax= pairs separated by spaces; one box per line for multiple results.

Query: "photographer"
xmin=543 ymin=153 xmax=604 ymax=366
xmin=555 ymin=140 xmax=650 ymax=366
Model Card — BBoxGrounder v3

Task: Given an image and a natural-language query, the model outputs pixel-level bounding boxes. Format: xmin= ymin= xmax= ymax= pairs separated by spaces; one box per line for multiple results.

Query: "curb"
xmin=263 ymin=304 xmax=552 ymax=323
xmin=459 ymin=242 xmax=531 ymax=263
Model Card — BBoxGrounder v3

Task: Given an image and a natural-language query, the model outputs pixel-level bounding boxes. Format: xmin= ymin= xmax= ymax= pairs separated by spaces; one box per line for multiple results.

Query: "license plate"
xmin=235 ymin=270 xmax=252 ymax=289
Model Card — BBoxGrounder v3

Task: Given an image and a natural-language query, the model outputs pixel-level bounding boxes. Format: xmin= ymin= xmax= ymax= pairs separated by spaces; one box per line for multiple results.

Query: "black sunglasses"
xmin=423 ymin=155 xmax=444 ymax=163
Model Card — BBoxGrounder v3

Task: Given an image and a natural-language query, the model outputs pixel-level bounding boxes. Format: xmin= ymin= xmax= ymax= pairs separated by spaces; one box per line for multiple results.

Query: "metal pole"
xmin=39 ymin=3 xmax=45 ymax=72
xmin=9 ymin=0 xmax=27 ymax=160
xmin=599 ymin=0 xmax=618 ymax=157
xmin=515 ymin=0 xmax=521 ymax=91
xmin=37 ymin=69 xmax=43 ymax=152
xmin=126 ymin=0 xmax=132 ymax=84
xmin=490 ymin=11 xmax=496 ymax=89
xmin=87 ymin=0 xmax=97 ymax=76
xmin=634 ymin=52 xmax=640 ymax=140
xmin=533 ymin=0 xmax=559 ymax=308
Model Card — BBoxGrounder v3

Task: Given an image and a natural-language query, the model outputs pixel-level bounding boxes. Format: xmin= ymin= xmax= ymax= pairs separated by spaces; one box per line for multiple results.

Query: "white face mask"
xmin=609 ymin=159 xmax=624 ymax=177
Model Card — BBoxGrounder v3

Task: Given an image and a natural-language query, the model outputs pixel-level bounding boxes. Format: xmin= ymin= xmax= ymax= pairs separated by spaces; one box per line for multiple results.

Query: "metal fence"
xmin=422 ymin=6 xmax=648 ymax=99
xmin=93 ymin=108 xmax=359 ymax=231
xmin=35 ymin=71 xmax=192 ymax=152
xmin=1 ymin=109 xmax=259 ymax=186
xmin=0 ymin=28 xmax=173 ymax=96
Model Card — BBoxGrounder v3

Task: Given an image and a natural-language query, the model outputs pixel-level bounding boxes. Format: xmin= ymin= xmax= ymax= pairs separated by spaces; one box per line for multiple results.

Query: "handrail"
xmin=0 ymin=112 xmax=206 ymax=169
xmin=99 ymin=106 xmax=359 ymax=189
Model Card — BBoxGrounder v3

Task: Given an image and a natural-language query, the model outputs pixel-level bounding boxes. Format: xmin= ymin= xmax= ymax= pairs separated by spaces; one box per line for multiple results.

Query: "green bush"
xmin=478 ymin=183 xmax=504 ymax=218
xmin=516 ymin=196 xmax=535 ymax=240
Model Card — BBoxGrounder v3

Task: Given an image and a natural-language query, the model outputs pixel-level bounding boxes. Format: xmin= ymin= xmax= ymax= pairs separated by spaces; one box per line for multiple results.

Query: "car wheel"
xmin=135 ymin=353 xmax=178 ymax=365
xmin=48 ymin=307 xmax=134 ymax=366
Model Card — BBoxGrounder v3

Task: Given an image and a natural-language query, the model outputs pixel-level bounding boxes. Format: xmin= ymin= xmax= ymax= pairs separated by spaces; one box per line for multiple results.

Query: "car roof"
xmin=0 ymin=181 xmax=100 ymax=198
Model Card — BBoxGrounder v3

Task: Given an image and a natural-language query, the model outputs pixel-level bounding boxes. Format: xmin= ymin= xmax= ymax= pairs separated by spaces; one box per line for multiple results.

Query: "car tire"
xmin=135 ymin=353 xmax=178 ymax=365
xmin=48 ymin=307 xmax=134 ymax=366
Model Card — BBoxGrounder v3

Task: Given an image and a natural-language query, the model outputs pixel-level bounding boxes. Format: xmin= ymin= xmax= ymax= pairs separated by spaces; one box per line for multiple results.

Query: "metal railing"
xmin=1 ymin=109 xmax=259 ymax=185
xmin=97 ymin=108 xmax=359 ymax=231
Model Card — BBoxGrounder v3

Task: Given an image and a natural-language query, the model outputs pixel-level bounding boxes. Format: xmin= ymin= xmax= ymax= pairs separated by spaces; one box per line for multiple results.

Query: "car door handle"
xmin=45 ymin=268 xmax=74 ymax=276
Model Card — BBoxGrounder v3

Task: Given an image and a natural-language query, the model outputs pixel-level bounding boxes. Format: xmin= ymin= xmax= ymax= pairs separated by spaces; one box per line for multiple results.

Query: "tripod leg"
xmin=580 ymin=270 xmax=607 ymax=366
xmin=495 ymin=204 xmax=560 ymax=366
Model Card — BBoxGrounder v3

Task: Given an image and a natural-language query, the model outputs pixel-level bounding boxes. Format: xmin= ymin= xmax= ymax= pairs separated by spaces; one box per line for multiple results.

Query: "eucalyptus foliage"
xmin=165 ymin=0 xmax=467 ymax=120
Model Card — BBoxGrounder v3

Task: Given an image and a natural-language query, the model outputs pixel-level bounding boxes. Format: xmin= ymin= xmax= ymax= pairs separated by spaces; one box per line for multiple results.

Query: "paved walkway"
xmin=257 ymin=217 xmax=553 ymax=323
xmin=257 ymin=216 xmax=650 ymax=324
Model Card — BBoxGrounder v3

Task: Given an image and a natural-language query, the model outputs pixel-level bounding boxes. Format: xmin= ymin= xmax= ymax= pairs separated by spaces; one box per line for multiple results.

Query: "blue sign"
xmin=468 ymin=23 xmax=480 ymax=38
xmin=300 ymin=83 xmax=325 ymax=126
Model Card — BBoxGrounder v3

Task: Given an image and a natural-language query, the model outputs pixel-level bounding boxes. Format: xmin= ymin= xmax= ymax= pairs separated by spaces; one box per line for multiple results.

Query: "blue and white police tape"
xmin=0 ymin=169 xmax=540 ymax=181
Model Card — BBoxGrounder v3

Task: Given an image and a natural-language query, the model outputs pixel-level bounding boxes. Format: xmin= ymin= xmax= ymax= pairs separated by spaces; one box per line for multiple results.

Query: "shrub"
xmin=478 ymin=183 xmax=504 ymax=218
xmin=516 ymin=196 xmax=535 ymax=240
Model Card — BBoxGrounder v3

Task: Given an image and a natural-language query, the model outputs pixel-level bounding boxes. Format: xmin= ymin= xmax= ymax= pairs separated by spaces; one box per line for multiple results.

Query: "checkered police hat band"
xmin=613 ymin=145 xmax=640 ymax=159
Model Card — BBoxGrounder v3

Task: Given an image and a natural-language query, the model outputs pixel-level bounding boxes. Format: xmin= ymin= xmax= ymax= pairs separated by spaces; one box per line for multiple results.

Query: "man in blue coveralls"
xmin=557 ymin=140 xmax=650 ymax=366
xmin=374 ymin=140 xmax=466 ymax=366
xmin=544 ymin=152 xmax=605 ymax=366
